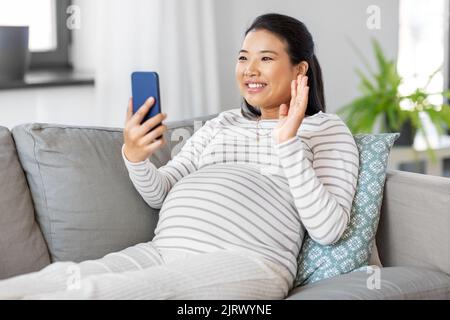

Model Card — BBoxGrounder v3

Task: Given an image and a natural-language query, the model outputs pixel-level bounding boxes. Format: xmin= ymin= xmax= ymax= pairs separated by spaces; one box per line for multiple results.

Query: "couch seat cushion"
xmin=287 ymin=266 xmax=449 ymax=300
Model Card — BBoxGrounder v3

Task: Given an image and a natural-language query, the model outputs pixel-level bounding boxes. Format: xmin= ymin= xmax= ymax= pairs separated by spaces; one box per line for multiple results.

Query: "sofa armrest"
xmin=376 ymin=169 xmax=450 ymax=275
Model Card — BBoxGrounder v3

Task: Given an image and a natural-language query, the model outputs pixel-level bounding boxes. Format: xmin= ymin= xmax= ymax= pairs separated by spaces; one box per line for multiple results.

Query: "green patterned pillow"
xmin=295 ymin=133 xmax=400 ymax=286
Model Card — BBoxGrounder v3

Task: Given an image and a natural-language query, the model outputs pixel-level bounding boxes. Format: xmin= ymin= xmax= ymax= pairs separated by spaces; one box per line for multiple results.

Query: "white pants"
xmin=0 ymin=242 xmax=292 ymax=300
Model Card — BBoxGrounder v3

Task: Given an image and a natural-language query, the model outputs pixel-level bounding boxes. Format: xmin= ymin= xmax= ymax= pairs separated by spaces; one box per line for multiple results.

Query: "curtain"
xmin=93 ymin=0 xmax=220 ymax=127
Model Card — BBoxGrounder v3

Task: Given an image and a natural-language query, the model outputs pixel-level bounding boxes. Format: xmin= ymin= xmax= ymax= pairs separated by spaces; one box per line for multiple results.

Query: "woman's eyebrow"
xmin=260 ymin=50 xmax=278 ymax=55
xmin=239 ymin=49 xmax=279 ymax=55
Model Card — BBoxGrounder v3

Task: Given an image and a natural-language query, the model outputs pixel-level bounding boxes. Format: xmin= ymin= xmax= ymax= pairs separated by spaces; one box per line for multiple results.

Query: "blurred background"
xmin=0 ymin=0 xmax=449 ymax=175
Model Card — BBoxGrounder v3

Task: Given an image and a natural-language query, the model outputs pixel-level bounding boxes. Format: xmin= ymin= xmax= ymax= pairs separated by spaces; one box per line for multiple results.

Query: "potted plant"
xmin=337 ymin=38 xmax=450 ymax=163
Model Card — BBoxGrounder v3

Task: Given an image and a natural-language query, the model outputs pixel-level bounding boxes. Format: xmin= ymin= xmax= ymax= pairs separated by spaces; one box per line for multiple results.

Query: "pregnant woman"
xmin=0 ymin=13 xmax=359 ymax=300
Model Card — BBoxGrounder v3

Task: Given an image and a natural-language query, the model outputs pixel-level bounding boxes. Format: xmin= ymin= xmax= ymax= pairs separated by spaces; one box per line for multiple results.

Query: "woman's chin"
xmin=244 ymin=97 xmax=266 ymax=108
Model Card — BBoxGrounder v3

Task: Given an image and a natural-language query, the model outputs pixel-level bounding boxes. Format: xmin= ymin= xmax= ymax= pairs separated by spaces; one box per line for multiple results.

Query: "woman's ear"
xmin=297 ymin=61 xmax=309 ymax=76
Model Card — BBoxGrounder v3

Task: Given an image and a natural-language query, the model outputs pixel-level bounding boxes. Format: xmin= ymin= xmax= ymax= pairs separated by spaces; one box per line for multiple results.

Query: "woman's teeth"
xmin=248 ymin=83 xmax=266 ymax=88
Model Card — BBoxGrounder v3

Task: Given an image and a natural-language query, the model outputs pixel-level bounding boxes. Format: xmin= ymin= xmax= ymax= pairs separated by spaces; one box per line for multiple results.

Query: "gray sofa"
xmin=0 ymin=113 xmax=449 ymax=300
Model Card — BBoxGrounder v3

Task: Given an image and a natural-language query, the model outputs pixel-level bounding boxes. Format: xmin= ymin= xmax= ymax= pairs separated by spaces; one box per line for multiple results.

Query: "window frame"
xmin=29 ymin=0 xmax=72 ymax=70
xmin=448 ymin=1 xmax=450 ymax=134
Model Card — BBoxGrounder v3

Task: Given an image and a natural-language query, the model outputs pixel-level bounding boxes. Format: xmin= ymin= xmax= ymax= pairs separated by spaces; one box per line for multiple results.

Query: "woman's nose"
xmin=244 ymin=61 xmax=259 ymax=77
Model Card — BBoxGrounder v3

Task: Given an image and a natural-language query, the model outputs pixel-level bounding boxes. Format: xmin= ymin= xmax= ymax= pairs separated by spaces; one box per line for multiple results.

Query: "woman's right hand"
xmin=123 ymin=97 xmax=168 ymax=163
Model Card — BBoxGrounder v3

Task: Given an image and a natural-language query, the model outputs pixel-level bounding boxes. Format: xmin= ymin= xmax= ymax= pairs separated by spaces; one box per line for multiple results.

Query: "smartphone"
xmin=131 ymin=71 xmax=163 ymax=139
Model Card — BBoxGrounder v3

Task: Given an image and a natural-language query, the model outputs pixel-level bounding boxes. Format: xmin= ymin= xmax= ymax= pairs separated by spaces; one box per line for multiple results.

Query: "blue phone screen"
xmin=131 ymin=72 xmax=162 ymax=123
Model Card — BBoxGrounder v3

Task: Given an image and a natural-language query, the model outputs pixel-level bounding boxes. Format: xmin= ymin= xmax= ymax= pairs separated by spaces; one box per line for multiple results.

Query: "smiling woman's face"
xmin=235 ymin=29 xmax=302 ymax=114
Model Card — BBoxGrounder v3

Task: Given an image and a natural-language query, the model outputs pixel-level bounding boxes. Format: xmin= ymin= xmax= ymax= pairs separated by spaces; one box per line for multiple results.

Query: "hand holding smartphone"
xmin=123 ymin=71 xmax=167 ymax=163
xmin=131 ymin=71 xmax=163 ymax=139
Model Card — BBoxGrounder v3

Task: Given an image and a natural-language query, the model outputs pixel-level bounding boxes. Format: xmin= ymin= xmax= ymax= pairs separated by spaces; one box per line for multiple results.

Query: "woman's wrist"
xmin=122 ymin=144 xmax=147 ymax=164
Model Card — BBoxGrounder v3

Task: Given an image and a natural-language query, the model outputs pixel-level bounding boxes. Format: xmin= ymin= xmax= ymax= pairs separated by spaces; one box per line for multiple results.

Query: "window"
xmin=0 ymin=0 xmax=71 ymax=69
xmin=397 ymin=0 xmax=447 ymax=146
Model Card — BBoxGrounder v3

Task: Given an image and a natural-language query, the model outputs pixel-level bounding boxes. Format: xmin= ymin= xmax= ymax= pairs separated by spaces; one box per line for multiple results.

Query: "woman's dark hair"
xmin=241 ymin=13 xmax=326 ymax=120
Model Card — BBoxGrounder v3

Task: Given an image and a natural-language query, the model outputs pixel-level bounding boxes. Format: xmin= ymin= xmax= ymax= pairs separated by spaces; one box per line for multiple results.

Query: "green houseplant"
xmin=337 ymin=39 xmax=450 ymax=163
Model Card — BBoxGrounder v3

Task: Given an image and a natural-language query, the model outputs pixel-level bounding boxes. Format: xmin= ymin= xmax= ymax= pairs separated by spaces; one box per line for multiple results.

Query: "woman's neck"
xmin=259 ymin=107 xmax=279 ymax=120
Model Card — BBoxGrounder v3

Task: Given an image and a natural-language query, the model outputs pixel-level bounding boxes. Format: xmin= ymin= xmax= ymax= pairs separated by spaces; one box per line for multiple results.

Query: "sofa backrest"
xmin=0 ymin=126 xmax=50 ymax=279
xmin=12 ymin=124 xmax=157 ymax=263
xmin=377 ymin=169 xmax=450 ymax=275
xmin=7 ymin=112 xmax=449 ymax=276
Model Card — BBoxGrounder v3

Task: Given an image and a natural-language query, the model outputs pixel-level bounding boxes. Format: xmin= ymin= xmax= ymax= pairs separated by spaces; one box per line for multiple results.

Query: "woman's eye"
xmin=262 ymin=57 xmax=273 ymax=61
xmin=238 ymin=56 xmax=247 ymax=61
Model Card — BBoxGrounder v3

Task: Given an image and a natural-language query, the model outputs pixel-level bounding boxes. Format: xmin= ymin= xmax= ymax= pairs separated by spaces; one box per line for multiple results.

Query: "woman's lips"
xmin=245 ymin=83 xmax=267 ymax=94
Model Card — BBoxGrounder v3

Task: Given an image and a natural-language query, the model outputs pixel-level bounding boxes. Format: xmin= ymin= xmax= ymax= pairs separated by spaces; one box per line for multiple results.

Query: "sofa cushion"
xmin=11 ymin=124 xmax=165 ymax=262
xmin=0 ymin=126 xmax=50 ymax=279
xmin=287 ymin=266 xmax=450 ymax=300
xmin=296 ymin=133 xmax=399 ymax=286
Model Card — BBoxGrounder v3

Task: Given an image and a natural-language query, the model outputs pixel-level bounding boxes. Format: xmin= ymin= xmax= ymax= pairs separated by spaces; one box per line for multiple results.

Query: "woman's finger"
xmin=126 ymin=98 xmax=133 ymax=122
xmin=278 ymin=104 xmax=289 ymax=121
xmin=141 ymin=124 xmax=167 ymax=145
xmin=130 ymin=97 xmax=155 ymax=126
xmin=295 ymin=75 xmax=306 ymax=106
xmin=300 ymin=86 xmax=309 ymax=113
xmin=139 ymin=112 xmax=166 ymax=136
xmin=144 ymin=138 xmax=166 ymax=155
xmin=290 ymin=79 xmax=297 ymax=109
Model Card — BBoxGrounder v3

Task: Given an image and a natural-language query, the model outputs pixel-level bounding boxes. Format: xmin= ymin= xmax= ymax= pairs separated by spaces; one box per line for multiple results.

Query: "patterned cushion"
xmin=295 ymin=133 xmax=400 ymax=286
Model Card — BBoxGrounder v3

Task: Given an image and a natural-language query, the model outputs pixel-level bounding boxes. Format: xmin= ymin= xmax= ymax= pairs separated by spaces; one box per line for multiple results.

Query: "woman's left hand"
xmin=273 ymin=74 xmax=309 ymax=144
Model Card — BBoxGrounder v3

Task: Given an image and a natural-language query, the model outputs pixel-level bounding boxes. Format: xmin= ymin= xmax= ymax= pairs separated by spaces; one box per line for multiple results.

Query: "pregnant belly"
xmin=152 ymin=163 xmax=302 ymax=257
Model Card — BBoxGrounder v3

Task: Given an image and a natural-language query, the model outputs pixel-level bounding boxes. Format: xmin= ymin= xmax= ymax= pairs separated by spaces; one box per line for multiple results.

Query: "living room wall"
xmin=0 ymin=0 xmax=399 ymax=130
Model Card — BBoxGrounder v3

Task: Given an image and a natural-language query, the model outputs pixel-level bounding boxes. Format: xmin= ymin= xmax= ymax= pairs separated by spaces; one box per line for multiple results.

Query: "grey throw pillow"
xmin=11 ymin=124 xmax=165 ymax=262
